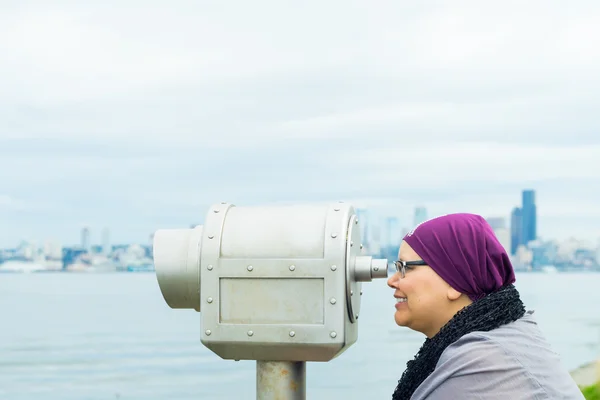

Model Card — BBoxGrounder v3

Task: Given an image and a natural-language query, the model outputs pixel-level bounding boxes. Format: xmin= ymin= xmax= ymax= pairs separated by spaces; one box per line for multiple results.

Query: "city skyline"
xmin=3 ymin=188 xmax=598 ymax=274
xmin=1 ymin=2 xmax=599 ymax=247
xmin=3 ymin=188 xmax=598 ymax=250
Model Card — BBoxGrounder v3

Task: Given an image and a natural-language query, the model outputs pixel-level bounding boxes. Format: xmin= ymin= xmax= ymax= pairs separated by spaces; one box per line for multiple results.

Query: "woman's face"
xmin=387 ymin=241 xmax=458 ymax=338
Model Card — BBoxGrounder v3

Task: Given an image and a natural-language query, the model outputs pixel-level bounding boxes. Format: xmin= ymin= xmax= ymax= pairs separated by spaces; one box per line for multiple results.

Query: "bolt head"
xmin=331 ymin=233 xmax=338 ymax=238
xmin=207 ymin=265 xmax=213 ymax=271
xmin=213 ymin=209 xmax=220 ymax=213
xmin=208 ymin=235 xmax=214 ymax=239
xmin=330 ymin=265 xmax=337 ymax=271
xmin=350 ymin=241 xmax=354 ymax=246
xmin=330 ymin=298 xmax=337 ymax=304
xmin=330 ymin=331 xmax=337 ymax=338
xmin=289 ymin=265 xmax=296 ymax=271
xmin=360 ymin=290 xmax=363 ymax=295
xmin=205 ymin=330 xmax=212 ymax=336
xmin=350 ymin=290 xmax=354 ymax=296
xmin=247 ymin=265 xmax=253 ymax=271
xmin=207 ymin=297 xmax=213 ymax=303
xmin=247 ymin=331 xmax=254 ymax=336
xmin=374 ymin=266 xmax=379 ymax=272
xmin=289 ymin=331 xmax=296 ymax=337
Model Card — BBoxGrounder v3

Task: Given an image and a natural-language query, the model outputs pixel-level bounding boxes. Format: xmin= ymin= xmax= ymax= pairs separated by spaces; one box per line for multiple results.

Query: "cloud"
xmin=0 ymin=8 xmax=209 ymax=104
xmin=1 ymin=138 xmax=598 ymax=208
xmin=1 ymin=1 xmax=600 ymax=246
xmin=275 ymin=96 xmax=600 ymax=144
xmin=351 ymin=143 xmax=600 ymax=186
xmin=0 ymin=194 xmax=54 ymax=212
xmin=1 ymin=1 xmax=599 ymax=146
xmin=0 ymin=195 xmax=13 ymax=207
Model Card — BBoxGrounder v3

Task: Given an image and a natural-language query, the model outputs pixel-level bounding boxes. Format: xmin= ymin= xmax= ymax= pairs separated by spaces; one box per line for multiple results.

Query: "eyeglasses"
xmin=394 ymin=260 xmax=428 ymax=278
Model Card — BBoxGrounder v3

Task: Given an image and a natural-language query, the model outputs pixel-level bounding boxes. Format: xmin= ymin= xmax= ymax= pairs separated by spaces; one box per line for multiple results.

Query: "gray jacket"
xmin=410 ymin=311 xmax=585 ymax=399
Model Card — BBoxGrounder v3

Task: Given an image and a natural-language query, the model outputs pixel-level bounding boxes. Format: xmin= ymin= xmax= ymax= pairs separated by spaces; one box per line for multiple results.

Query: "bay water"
xmin=1 ymin=272 xmax=599 ymax=399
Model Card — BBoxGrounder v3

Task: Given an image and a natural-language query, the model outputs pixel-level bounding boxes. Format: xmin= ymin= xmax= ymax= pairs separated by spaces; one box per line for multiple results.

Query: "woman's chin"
xmin=394 ymin=310 xmax=409 ymax=327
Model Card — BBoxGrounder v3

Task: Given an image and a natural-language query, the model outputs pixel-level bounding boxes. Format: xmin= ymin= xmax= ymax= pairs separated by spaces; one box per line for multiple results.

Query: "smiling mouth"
xmin=396 ymin=297 xmax=407 ymax=303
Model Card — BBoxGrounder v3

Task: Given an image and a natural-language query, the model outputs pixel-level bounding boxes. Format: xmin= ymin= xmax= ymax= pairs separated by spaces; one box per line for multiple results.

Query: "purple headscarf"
xmin=403 ymin=213 xmax=516 ymax=301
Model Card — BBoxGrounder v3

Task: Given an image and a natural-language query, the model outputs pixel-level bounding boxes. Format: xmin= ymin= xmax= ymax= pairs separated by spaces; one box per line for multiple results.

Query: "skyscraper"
xmin=521 ymin=189 xmax=537 ymax=245
xmin=102 ymin=227 xmax=111 ymax=256
xmin=81 ymin=227 xmax=91 ymax=253
xmin=510 ymin=207 xmax=522 ymax=255
xmin=509 ymin=189 xmax=538 ymax=255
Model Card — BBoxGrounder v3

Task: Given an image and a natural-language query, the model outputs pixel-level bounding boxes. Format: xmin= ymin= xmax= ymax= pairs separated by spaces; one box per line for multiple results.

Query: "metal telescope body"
xmin=153 ymin=202 xmax=388 ymax=399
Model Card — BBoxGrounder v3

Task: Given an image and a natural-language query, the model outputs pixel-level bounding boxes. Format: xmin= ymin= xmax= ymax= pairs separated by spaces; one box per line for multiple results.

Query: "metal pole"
xmin=256 ymin=361 xmax=306 ymax=400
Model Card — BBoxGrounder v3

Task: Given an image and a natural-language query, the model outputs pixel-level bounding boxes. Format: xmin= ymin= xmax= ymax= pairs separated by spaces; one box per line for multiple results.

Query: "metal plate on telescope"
xmin=200 ymin=201 xmax=352 ymax=360
xmin=346 ymin=213 xmax=362 ymax=323
xmin=200 ymin=202 xmax=234 ymax=340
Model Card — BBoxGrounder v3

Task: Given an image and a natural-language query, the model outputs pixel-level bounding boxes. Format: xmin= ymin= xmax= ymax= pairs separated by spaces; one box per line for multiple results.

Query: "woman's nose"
xmin=387 ymin=272 xmax=400 ymax=288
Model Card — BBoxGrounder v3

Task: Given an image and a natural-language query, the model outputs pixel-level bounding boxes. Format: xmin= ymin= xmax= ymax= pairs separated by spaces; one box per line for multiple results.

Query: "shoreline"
xmin=571 ymin=359 xmax=599 ymax=387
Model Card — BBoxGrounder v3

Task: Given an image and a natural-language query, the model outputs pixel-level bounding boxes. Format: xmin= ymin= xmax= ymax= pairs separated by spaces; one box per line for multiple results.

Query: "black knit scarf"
xmin=392 ymin=284 xmax=526 ymax=400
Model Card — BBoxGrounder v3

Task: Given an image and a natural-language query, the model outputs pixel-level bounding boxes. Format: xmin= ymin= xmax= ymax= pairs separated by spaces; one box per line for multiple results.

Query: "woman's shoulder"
xmin=437 ymin=311 xmax=548 ymax=371
xmin=436 ymin=329 xmax=519 ymax=372
xmin=415 ymin=312 xmax=584 ymax=400
xmin=411 ymin=331 xmax=548 ymax=400
xmin=438 ymin=310 xmax=545 ymax=366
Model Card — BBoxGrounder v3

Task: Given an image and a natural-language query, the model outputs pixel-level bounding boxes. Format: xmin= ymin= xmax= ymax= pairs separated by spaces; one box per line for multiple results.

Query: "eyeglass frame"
xmin=393 ymin=260 xmax=428 ymax=278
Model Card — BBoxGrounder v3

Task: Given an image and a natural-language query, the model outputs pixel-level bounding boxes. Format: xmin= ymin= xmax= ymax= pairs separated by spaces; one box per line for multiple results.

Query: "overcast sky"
xmin=1 ymin=0 xmax=600 ymax=248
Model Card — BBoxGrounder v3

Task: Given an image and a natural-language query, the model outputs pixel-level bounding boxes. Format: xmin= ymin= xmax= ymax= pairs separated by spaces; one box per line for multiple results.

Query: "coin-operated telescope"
xmin=153 ymin=202 xmax=388 ymax=400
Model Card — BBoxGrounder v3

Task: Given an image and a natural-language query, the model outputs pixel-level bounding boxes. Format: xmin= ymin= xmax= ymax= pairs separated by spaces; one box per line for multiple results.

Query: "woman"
xmin=387 ymin=213 xmax=584 ymax=400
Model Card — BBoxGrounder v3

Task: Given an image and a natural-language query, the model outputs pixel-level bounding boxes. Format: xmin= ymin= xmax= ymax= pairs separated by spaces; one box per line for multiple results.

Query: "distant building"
xmin=19 ymin=241 xmax=37 ymax=260
xmin=510 ymin=207 xmax=522 ymax=255
xmin=515 ymin=244 xmax=533 ymax=266
xmin=487 ymin=217 xmax=510 ymax=254
xmin=62 ymin=247 xmax=87 ymax=268
xmin=495 ymin=228 xmax=511 ymax=255
xmin=509 ymin=189 xmax=538 ymax=255
xmin=102 ymin=227 xmax=111 ymax=255
xmin=486 ymin=217 xmax=506 ymax=231
xmin=529 ymin=239 xmax=558 ymax=269
xmin=521 ymin=189 xmax=537 ymax=245
xmin=81 ymin=227 xmax=91 ymax=253
xmin=414 ymin=206 xmax=428 ymax=227
xmin=43 ymin=240 xmax=62 ymax=260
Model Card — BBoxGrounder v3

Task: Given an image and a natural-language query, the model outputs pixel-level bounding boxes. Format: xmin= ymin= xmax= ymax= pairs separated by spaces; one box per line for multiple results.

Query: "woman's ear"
xmin=447 ymin=286 xmax=462 ymax=301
